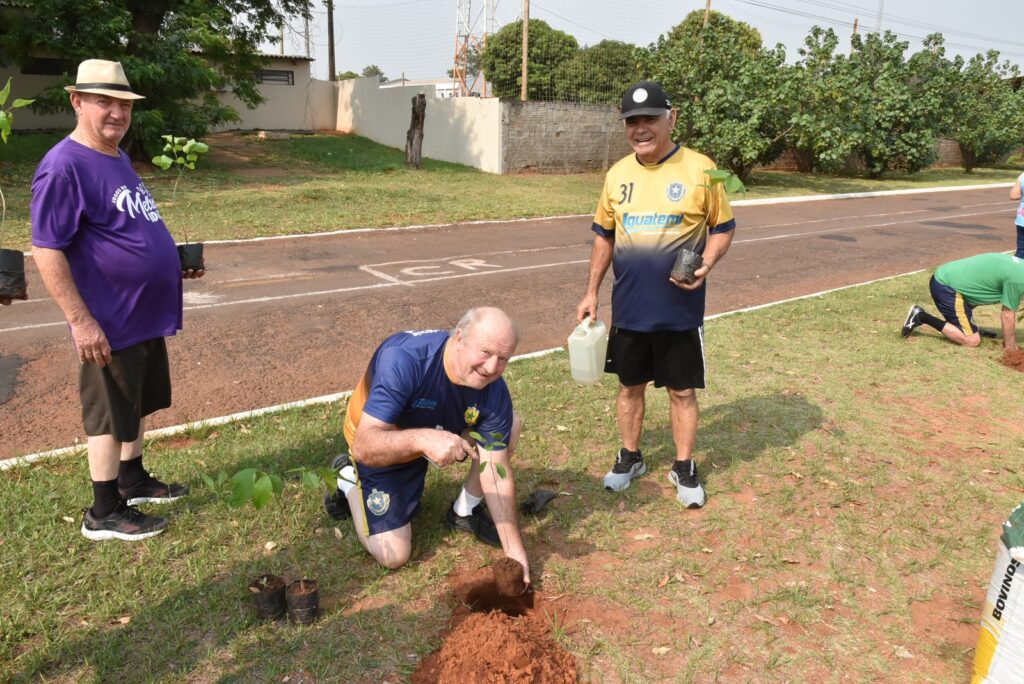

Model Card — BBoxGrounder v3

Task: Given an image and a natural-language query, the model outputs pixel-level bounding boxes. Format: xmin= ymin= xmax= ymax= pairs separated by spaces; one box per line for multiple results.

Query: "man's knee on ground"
xmin=961 ymin=333 xmax=982 ymax=348
xmin=366 ymin=529 xmax=413 ymax=569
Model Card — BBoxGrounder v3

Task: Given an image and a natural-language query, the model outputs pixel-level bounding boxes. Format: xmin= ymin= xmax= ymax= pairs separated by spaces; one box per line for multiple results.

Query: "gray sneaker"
xmin=669 ymin=460 xmax=706 ymax=509
xmin=81 ymin=503 xmax=168 ymax=541
xmin=603 ymin=448 xmax=646 ymax=492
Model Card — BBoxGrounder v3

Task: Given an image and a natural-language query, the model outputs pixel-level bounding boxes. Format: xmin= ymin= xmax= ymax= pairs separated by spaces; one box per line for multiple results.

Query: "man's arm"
xmin=33 ymin=247 xmax=112 ymax=366
xmin=477 ymin=445 xmax=530 ymax=585
xmin=1001 ymin=305 xmax=1017 ymax=351
xmin=1011 ymin=175 xmax=1022 ymax=201
xmin=576 ymin=234 xmax=614 ymax=322
xmin=673 ymin=228 xmax=735 ymax=291
xmin=351 ymin=413 xmax=474 ymax=468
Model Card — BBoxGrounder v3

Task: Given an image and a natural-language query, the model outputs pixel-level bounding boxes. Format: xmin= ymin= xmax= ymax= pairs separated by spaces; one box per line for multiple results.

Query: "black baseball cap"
xmin=620 ymin=81 xmax=672 ymax=120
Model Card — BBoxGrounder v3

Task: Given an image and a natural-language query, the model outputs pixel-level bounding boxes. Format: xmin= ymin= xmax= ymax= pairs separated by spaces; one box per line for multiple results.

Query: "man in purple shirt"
xmin=32 ymin=59 xmax=203 ymax=541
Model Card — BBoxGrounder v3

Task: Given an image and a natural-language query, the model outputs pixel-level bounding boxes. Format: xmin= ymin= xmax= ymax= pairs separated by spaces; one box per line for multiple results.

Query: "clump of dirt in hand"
xmin=493 ymin=557 xmax=526 ymax=597
xmin=1000 ymin=348 xmax=1024 ymax=372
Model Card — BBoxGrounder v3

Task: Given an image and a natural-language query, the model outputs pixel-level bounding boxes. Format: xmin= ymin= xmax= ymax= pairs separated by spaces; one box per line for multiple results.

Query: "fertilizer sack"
xmin=972 ymin=502 xmax=1024 ymax=683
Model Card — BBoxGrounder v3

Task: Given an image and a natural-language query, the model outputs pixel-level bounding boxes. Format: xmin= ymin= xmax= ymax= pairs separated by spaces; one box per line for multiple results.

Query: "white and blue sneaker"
xmin=669 ymin=460 xmax=705 ymax=509
xmin=603 ymin=448 xmax=647 ymax=492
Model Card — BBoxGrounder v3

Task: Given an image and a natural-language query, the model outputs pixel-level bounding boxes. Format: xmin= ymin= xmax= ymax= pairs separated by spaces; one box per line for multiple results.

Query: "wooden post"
xmin=405 ymin=94 xmax=426 ymax=169
xmin=703 ymin=0 xmax=711 ymax=28
xmin=520 ymin=0 xmax=529 ymax=102
xmin=326 ymin=0 xmax=336 ymax=81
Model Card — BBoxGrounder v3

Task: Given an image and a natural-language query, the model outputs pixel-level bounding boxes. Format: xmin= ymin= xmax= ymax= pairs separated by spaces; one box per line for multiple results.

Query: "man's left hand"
xmin=670 ymin=264 xmax=709 ymax=291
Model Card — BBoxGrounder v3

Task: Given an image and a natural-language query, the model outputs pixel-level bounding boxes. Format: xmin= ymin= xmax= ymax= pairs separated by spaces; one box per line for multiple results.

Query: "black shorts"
xmin=80 ymin=338 xmax=172 ymax=442
xmin=605 ymin=326 xmax=705 ymax=389
xmin=929 ymin=275 xmax=977 ymax=334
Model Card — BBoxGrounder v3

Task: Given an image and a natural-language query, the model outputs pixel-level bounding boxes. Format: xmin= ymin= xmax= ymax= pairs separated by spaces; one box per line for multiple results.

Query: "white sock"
xmin=336 ymin=465 xmax=356 ymax=495
xmin=453 ymin=487 xmax=482 ymax=516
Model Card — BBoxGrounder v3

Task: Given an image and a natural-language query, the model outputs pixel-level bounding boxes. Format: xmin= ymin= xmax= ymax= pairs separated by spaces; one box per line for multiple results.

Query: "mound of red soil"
xmin=411 ymin=567 xmax=576 ymax=684
xmin=1000 ymin=348 xmax=1024 ymax=372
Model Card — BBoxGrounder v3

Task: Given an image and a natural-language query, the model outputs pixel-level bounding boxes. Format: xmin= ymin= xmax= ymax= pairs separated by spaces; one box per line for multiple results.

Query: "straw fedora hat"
xmin=64 ymin=59 xmax=145 ymax=100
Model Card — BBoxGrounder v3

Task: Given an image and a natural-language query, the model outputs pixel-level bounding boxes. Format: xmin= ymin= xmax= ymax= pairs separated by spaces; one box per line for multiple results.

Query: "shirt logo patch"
xmin=464 ymin=405 xmax=480 ymax=426
xmin=666 ymin=182 xmax=685 ymax=202
xmin=413 ymin=398 xmax=438 ymax=410
xmin=112 ymin=183 xmax=161 ymax=223
xmin=366 ymin=488 xmax=390 ymax=516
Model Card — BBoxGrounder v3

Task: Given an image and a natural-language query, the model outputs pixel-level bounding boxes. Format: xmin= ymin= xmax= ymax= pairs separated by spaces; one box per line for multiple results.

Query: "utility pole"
xmin=703 ymin=0 xmax=711 ymax=29
xmin=520 ymin=0 xmax=529 ymax=101
xmin=852 ymin=17 xmax=858 ymax=34
xmin=304 ymin=12 xmax=311 ymax=58
xmin=326 ymin=0 xmax=336 ymax=81
xmin=875 ymin=0 xmax=884 ymax=32
xmin=279 ymin=21 xmax=285 ymax=56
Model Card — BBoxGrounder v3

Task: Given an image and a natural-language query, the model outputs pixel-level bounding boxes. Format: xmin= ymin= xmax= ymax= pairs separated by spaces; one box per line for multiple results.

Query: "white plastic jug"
xmin=567 ymin=317 xmax=608 ymax=385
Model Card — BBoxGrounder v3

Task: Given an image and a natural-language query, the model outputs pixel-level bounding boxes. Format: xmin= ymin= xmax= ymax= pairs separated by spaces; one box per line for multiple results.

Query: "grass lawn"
xmin=3 ymin=270 xmax=1022 ymax=682
xmin=0 ymin=131 xmax=1020 ymax=251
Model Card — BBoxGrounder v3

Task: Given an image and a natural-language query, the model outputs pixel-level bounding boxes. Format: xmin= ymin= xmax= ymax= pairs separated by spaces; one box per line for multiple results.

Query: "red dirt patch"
xmin=1000 ymin=348 xmax=1024 ymax=372
xmin=411 ymin=567 xmax=576 ymax=684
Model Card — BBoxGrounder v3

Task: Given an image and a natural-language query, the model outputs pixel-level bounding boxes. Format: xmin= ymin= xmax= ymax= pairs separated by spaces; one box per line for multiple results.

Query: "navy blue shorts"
xmin=605 ymin=326 xmax=705 ymax=389
xmin=352 ymin=457 xmax=429 ymax=536
xmin=929 ymin=275 xmax=977 ymax=334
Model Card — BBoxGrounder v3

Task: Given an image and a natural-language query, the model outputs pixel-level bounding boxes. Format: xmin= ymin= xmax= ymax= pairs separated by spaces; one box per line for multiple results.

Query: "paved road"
xmin=0 ymin=186 xmax=1015 ymax=458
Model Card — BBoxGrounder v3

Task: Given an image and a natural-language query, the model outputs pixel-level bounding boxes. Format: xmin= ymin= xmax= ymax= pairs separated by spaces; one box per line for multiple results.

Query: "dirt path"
xmin=0 ymin=186 xmax=1016 ymax=458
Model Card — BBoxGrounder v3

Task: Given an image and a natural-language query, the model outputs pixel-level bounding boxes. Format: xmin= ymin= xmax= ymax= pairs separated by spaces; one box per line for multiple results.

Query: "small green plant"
xmin=200 ymin=465 xmax=335 ymax=509
xmin=470 ymin=431 xmax=507 ymax=478
xmin=152 ymin=135 xmax=210 ymax=203
xmin=0 ymin=77 xmax=34 ymax=248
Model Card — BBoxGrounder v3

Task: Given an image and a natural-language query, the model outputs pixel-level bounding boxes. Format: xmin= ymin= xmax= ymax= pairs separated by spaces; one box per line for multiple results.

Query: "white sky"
xmin=267 ymin=0 xmax=1024 ymax=82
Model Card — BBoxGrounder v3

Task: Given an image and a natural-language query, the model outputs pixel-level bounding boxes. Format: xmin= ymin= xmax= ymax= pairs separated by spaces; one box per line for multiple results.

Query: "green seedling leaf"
xmin=163 ymin=143 xmax=173 ymax=152
xmin=186 ymin=153 xmax=197 ymax=162
xmin=151 ymin=155 xmax=173 ymax=170
xmin=495 ymin=463 xmax=507 ymax=479
xmin=0 ymin=112 xmax=10 ymax=144
xmin=174 ymin=136 xmax=188 ymax=146
xmin=200 ymin=472 xmax=216 ymax=490
xmin=704 ymin=169 xmax=732 ymax=184
xmin=478 ymin=462 xmax=487 ymax=474
xmin=724 ymin=175 xmax=746 ymax=194
xmin=227 ymin=468 xmax=257 ymax=507
xmin=0 ymin=78 xmax=10 ymax=107
xmin=185 ymin=162 xmax=195 ymax=170
xmin=11 ymin=98 xmax=33 ymax=109
xmin=269 ymin=474 xmax=284 ymax=496
xmin=191 ymin=141 xmax=209 ymax=154
xmin=250 ymin=474 xmax=274 ymax=509
xmin=300 ymin=469 xmax=321 ymax=489
xmin=469 ymin=431 xmax=483 ymax=442
xmin=161 ymin=134 xmax=174 ymax=143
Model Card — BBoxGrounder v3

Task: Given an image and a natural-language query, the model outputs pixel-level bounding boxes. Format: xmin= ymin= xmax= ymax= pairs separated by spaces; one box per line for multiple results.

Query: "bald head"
xmin=448 ymin=307 xmax=518 ymax=389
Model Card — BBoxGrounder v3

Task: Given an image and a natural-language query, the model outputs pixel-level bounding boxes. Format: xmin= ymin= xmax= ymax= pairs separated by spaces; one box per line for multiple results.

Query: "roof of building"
xmin=380 ymin=78 xmax=454 ymax=88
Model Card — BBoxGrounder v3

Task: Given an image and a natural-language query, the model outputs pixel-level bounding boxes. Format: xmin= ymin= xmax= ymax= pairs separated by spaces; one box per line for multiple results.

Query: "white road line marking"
xmin=0 ymin=266 xmax=932 ymax=470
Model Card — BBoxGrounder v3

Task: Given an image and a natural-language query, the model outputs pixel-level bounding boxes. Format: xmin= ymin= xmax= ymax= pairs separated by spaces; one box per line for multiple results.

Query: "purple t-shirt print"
xmin=31 ymin=137 xmax=183 ymax=352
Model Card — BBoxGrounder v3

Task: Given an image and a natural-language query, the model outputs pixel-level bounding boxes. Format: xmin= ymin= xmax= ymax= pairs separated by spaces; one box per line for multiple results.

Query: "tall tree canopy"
xmin=644 ymin=10 xmax=790 ymax=182
xmin=478 ymin=19 xmax=578 ymax=100
xmin=0 ymin=0 xmax=311 ymax=157
xmin=552 ymin=40 xmax=641 ymax=105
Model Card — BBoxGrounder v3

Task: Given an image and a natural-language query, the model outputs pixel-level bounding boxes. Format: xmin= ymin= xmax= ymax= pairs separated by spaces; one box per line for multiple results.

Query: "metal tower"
xmin=452 ymin=0 xmax=496 ymax=96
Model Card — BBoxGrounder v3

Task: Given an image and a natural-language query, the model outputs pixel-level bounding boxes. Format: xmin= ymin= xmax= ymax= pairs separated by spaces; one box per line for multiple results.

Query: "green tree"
xmin=361 ymin=64 xmax=386 ymax=82
xmin=944 ymin=50 xmax=1024 ymax=173
xmin=784 ymin=27 xmax=859 ymax=173
xmin=844 ymin=31 xmax=948 ymax=178
xmin=0 ymin=0 xmax=311 ymax=159
xmin=644 ymin=10 xmax=790 ymax=182
xmin=336 ymin=70 xmax=359 ymax=80
xmin=552 ymin=39 xmax=641 ymax=104
xmin=478 ymin=19 xmax=578 ymax=100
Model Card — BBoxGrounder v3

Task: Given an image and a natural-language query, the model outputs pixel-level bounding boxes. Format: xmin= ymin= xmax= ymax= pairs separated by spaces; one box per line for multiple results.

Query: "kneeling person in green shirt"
xmin=902 ymin=253 xmax=1024 ymax=351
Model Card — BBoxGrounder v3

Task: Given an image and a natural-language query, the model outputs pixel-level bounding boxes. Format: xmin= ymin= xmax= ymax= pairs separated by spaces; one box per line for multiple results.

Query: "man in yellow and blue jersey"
xmin=322 ymin=307 xmax=530 ymax=586
xmin=576 ymin=80 xmax=736 ymax=509
xmin=902 ymin=253 xmax=1024 ymax=352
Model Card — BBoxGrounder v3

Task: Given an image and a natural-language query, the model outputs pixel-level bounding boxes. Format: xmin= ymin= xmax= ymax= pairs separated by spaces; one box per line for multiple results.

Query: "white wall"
xmin=337 ymin=77 xmax=503 ymax=173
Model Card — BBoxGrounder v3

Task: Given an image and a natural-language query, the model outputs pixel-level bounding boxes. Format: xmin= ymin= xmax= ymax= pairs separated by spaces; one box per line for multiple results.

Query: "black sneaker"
xmin=603 ymin=448 xmax=647 ymax=492
xmin=979 ymin=328 xmax=998 ymax=339
xmin=324 ymin=453 xmax=354 ymax=520
xmin=323 ymin=489 xmax=352 ymax=520
xmin=901 ymin=304 xmax=923 ymax=338
xmin=81 ymin=503 xmax=168 ymax=541
xmin=445 ymin=501 xmax=501 ymax=548
xmin=119 ymin=476 xmax=189 ymax=506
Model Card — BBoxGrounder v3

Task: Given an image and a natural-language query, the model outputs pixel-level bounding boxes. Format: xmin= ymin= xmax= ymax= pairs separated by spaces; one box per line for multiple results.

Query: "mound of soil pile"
xmin=412 ymin=567 xmax=576 ymax=684
xmin=1001 ymin=348 xmax=1024 ymax=372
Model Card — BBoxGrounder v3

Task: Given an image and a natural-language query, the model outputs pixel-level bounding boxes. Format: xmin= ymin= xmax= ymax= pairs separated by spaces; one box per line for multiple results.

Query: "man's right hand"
xmin=71 ymin=317 xmax=112 ymax=367
xmin=421 ymin=430 xmax=476 ymax=467
xmin=576 ymin=294 xmax=598 ymax=323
